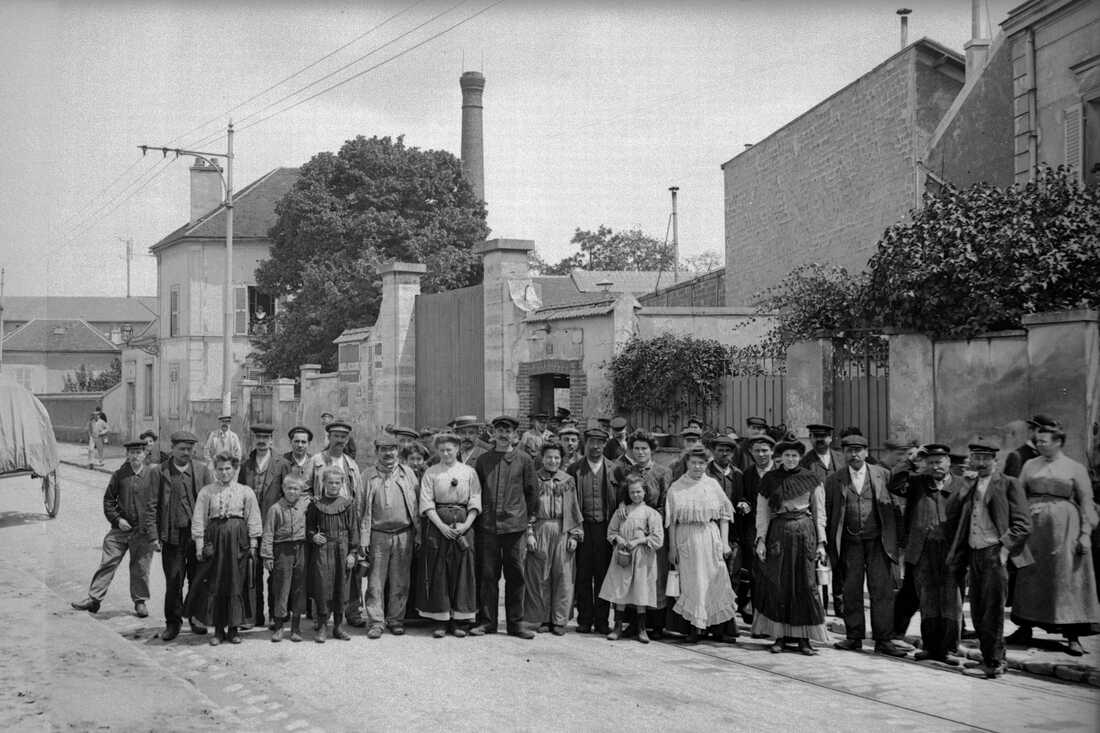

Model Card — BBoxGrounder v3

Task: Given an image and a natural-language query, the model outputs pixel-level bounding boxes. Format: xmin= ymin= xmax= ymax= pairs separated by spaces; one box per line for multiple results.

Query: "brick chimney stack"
xmin=189 ymin=157 xmax=223 ymax=223
xmin=459 ymin=71 xmax=486 ymax=204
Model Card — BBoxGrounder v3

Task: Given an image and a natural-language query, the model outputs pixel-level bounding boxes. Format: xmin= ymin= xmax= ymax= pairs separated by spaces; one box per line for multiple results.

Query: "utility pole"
xmin=139 ymin=120 xmax=235 ymax=417
xmin=0 ymin=267 xmax=5 ymax=373
xmin=116 ymin=236 xmax=133 ymax=298
xmin=669 ymin=186 xmax=680 ymax=283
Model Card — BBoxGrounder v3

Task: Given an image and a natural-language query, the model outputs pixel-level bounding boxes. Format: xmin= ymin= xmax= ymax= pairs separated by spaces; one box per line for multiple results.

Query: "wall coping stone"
xmin=638 ymin=306 xmax=765 ymax=317
xmin=474 ymin=238 xmax=535 ymax=254
xmin=933 ymin=329 xmax=1028 ymax=343
xmin=1021 ymin=309 xmax=1099 ymax=326
xmin=378 ymin=261 xmax=427 ymax=275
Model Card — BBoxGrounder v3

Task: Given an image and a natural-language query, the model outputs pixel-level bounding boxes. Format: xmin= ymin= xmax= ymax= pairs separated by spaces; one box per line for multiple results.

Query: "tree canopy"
xmin=752 ymin=166 xmax=1100 ymax=348
xmin=533 ymin=225 xmax=674 ymax=274
xmin=63 ymin=358 xmax=121 ymax=392
xmin=253 ymin=135 xmax=489 ymax=376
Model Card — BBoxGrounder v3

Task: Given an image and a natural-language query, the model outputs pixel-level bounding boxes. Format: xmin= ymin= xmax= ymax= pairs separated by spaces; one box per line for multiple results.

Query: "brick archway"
xmin=516 ymin=358 xmax=586 ymax=423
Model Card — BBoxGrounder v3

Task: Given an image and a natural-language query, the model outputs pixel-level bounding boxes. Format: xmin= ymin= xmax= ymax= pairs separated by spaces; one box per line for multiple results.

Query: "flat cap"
xmin=748 ymin=434 xmax=777 ymax=447
xmin=584 ymin=427 xmax=609 ymax=441
xmin=169 ymin=430 xmax=199 ymax=445
xmin=388 ymin=425 xmax=420 ymax=440
xmin=449 ymin=415 xmax=481 ymax=430
xmin=555 ymin=407 xmax=572 ymax=419
xmin=557 ymin=426 xmax=581 ymax=437
xmin=712 ymin=435 xmax=738 ymax=449
xmin=490 ymin=415 xmax=519 ymax=429
xmin=840 ymin=434 xmax=868 ymax=449
xmin=123 ymin=438 xmax=146 ymax=449
xmin=217 ymin=414 xmax=232 ymax=421
xmin=968 ymin=436 xmax=1001 ymax=455
xmin=325 ymin=421 xmax=352 ymax=434
xmin=320 ymin=411 xmax=335 ymax=419
xmin=287 ymin=425 xmax=314 ymax=441
xmin=806 ymin=423 xmax=834 ymax=434
xmin=746 ymin=416 xmax=767 ymax=428
xmin=679 ymin=427 xmax=702 ymax=439
xmin=610 ymin=416 xmax=628 ymax=430
xmin=881 ymin=439 xmax=907 ymax=451
xmin=1027 ymin=413 xmax=1059 ymax=429
xmin=921 ymin=443 xmax=951 ymax=457
xmin=250 ymin=423 xmax=274 ymax=435
xmin=528 ymin=412 xmax=548 ymax=420
xmin=374 ymin=434 xmax=399 ymax=449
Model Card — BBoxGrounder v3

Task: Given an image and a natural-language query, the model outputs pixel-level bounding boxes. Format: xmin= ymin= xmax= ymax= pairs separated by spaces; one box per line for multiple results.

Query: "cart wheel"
xmin=42 ymin=471 xmax=60 ymax=518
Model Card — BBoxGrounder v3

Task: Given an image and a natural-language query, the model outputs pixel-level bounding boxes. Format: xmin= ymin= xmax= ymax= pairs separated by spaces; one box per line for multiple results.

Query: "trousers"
xmin=968 ymin=544 xmax=1008 ymax=666
xmin=476 ymin=530 xmax=526 ymax=629
xmin=161 ymin=537 xmax=197 ymax=625
xmin=270 ymin=542 xmax=306 ymax=619
xmin=88 ymin=526 xmax=152 ymax=603
xmin=365 ymin=527 xmax=414 ymax=626
xmin=841 ymin=536 xmax=896 ymax=641
xmin=575 ymin=520 xmax=611 ymax=630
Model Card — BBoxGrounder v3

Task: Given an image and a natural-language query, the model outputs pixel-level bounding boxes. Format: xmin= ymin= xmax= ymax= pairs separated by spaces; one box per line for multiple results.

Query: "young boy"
xmin=306 ymin=467 xmax=360 ymax=642
xmin=262 ymin=476 xmax=309 ymax=642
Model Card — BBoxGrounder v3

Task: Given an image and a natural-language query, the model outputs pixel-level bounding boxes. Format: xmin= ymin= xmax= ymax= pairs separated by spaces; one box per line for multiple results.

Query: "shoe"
xmin=606 ymin=624 xmax=622 ymax=641
xmin=71 ymin=598 xmax=101 ymax=613
xmin=963 ymin=659 xmax=984 ymax=668
xmin=769 ymin=641 xmax=783 ymax=654
xmin=508 ymin=627 xmax=536 ymax=640
xmin=684 ymin=629 xmax=701 ymax=644
xmin=914 ymin=650 xmax=945 ymax=662
xmin=209 ymin=634 xmax=221 ymax=646
xmin=987 ymin=662 xmax=1007 ymax=678
xmin=161 ymin=623 xmax=181 ymax=642
xmin=576 ymin=624 xmax=592 ymax=634
xmin=833 ymin=639 xmax=862 ymax=651
xmin=289 ymin=629 xmax=303 ymax=643
xmin=314 ymin=625 xmax=327 ymax=643
xmin=875 ymin=640 xmax=909 ymax=658
xmin=537 ymin=623 xmax=551 ymax=634
xmin=468 ymin=624 xmax=496 ymax=636
xmin=347 ymin=617 xmax=367 ymax=628
xmin=595 ymin=625 xmax=612 ymax=636
xmin=798 ymin=640 xmax=817 ymax=656
xmin=133 ymin=601 xmax=148 ymax=618
xmin=1004 ymin=627 xmax=1032 ymax=645
xmin=1066 ymin=640 xmax=1085 ymax=656
xmin=390 ymin=625 xmax=405 ymax=636
xmin=432 ymin=626 xmax=447 ymax=639
xmin=366 ymin=626 xmax=383 ymax=640
xmin=961 ymin=627 xmax=978 ymax=640
xmin=638 ymin=628 xmax=650 ymax=644
xmin=551 ymin=625 xmax=566 ymax=637
xmin=271 ymin=627 xmax=284 ymax=642
xmin=452 ymin=625 xmax=467 ymax=639
xmin=267 ymin=622 xmax=278 ymax=631
xmin=333 ymin=626 xmax=351 ymax=641
xmin=649 ymin=628 xmax=664 ymax=640
xmin=227 ymin=628 xmax=242 ymax=644
xmin=189 ymin=617 xmax=208 ymax=635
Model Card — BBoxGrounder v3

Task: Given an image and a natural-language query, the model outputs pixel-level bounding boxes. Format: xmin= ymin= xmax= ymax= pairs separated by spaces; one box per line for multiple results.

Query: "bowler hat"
xmin=555 ymin=407 xmax=572 ymax=419
xmin=169 ymin=430 xmax=198 ymax=445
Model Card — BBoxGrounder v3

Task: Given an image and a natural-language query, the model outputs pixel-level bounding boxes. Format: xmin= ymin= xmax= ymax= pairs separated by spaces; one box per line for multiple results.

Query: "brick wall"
xmin=722 ymin=42 xmax=964 ymax=305
xmin=638 ymin=269 xmax=725 ymax=307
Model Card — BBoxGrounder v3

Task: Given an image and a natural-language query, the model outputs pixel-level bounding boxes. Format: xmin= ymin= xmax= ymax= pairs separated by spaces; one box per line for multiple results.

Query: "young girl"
xmin=185 ymin=452 xmax=262 ymax=645
xmin=262 ymin=476 xmax=309 ymax=642
xmin=600 ymin=472 xmax=664 ymax=643
xmin=522 ymin=442 xmax=584 ymax=635
xmin=307 ymin=467 xmax=360 ymax=643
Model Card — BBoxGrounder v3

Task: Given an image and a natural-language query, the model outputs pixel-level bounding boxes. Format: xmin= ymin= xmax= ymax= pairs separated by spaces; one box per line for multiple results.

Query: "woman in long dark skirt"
xmin=752 ymin=439 xmax=829 ymax=655
xmin=185 ymin=452 xmax=262 ymax=645
xmin=307 ymin=466 xmax=360 ymax=643
xmin=416 ymin=432 xmax=481 ymax=638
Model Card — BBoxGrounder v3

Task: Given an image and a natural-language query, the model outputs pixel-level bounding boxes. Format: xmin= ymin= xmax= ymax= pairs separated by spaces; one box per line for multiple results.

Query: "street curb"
xmin=824 ymin=619 xmax=1100 ymax=687
xmin=60 ymin=458 xmax=114 ymax=475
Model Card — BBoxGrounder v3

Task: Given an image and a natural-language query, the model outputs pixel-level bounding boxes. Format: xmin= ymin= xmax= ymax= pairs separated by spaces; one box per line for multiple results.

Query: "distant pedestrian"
xmin=523 ymin=442 xmax=583 ymax=636
xmin=203 ymin=415 xmax=241 ymax=466
xmin=88 ymin=410 xmax=109 ymax=467
xmin=307 ymin=466 xmax=360 ymax=643
xmin=184 ymin=452 xmax=263 ymax=645
xmin=261 ymin=476 xmax=309 ymax=643
xmin=139 ymin=429 xmax=169 ymax=466
xmin=71 ymin=439 xmax=155 ymax=618
xmin=601 ymin=472 xmax=662 ymax=643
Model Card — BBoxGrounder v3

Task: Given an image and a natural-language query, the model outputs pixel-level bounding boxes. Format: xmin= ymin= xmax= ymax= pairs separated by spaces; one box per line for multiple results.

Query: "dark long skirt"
xmin=416 ymin=505 xmax=477 ymax=622
xmin=308 ymin=537 xmax=350 ymax=620
xmin=185 ymin=517 xmax=252 ymax=629
xmin=752 ymin=512 xmax=828 ymax=641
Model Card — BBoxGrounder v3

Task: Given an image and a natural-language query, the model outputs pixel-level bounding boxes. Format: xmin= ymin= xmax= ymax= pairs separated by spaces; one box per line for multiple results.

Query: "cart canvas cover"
xmin=0 ymin=373 xmax=59 ymax=475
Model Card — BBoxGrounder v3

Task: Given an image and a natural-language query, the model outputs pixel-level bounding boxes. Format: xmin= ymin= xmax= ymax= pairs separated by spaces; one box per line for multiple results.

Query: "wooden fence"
xmin=623 ymin=373 xmax=786 ymax=436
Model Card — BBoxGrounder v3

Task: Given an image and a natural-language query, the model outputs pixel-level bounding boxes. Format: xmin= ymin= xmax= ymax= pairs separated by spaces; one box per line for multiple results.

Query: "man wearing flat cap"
xmin=144 ymin=430 xmax=214 ymax=641
xmin=826 ymin=435 xmax=908 ymax=656
xmin=204 ymin=415 xmax=242 ymax=466
xmin=946 ymin=436 xmax=1032 ymax=678
xmin=567 ymin=426 xmax=621 ymax=634
xmin=283 ymin=426 xmax=315 ymax=489
xmin=800 ymin=424 xmax=843 ymax=483
xmin=1002 ymin=414 xmax=1055 ymax=478
xmin=360 ymin=434 xmax=420 ymax=639
xmin=470 ymin=416 xmax=539 ymax=638
xmin=670 ymin=427 xmax=705 ymax=481
xmin=737 ymin=433 xmax=777 ymax=623
xmin=321 ymin=411 xmax=357 ymax=460
xmin=891 ymin=443 xmax=967 ymax=663
xmin=557 ymin=425 xmax=582 ymax=468
xmin=736 ymin=417 xmax=770 ymax=473
xmin=71 ymin=438 xmax=157 ymax=618
xmin=239 ymin=424 xmax=290 ymax=628
xmin=603 ymin=416 xmax=631 ymax=463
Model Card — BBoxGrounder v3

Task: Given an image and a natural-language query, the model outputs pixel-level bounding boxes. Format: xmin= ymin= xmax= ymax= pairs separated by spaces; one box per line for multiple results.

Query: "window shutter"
xmin=1065 ymin=103 xmax=1084 ymax=182
xmin=234 ymin=286 xmax=248 ymax=335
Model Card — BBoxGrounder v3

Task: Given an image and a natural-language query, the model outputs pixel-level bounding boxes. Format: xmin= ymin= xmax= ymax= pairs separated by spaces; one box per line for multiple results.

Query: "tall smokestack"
xmin=897 ymin=8 xmax=911 ymax=50
xmin=964 ymin=0 xmax=991 ymax=82
xmin=459 ymin=71 xmax=486 ymax=203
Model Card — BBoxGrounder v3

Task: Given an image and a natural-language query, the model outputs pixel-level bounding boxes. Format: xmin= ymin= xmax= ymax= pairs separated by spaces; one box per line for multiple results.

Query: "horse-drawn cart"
xmin=0 ymin=374 xmax=61 ymax=517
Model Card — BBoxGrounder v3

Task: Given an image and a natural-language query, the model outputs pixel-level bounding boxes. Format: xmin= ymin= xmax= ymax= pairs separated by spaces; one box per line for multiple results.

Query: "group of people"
xmin=69 ymin=409 xmax=1098 ymax=679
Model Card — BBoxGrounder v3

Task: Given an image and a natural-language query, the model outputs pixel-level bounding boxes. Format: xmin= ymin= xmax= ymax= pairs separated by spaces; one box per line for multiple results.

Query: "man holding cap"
xmin=603 ymin=417 xmax=631 ymax=462
xmin=361 ymin=434 xmax=420 ymax=639
xmin=801 ymin=424 xmax=842 ymax=483
xmin=145 ymin=430 xmax=214 ymax=641
xmin=567 ymin=426 xmax=620 ymax=634
xmin=239 ymin=424 xmax=290 ymax=628
xmin=826 ymin=434 xmax=908 ymax=657
xmin=947 ymin=436 xmax=1032 ymax=678
xmin=71 ymin=438 xmax=156 ymax=618
xmin=204 ymin=415 xmax=242 ymax=466
xmin=470 ymin=416 xmax=538 ymax=638
xmin=283 ymin=426 xmax=315 ymax=488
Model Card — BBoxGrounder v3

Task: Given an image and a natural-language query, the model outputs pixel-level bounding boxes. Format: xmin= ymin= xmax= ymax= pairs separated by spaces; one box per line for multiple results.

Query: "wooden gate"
xmin=831 ymin=344 xmax=889 ymax=454
xmin=415 ymin=285 xmax=485 ymax=429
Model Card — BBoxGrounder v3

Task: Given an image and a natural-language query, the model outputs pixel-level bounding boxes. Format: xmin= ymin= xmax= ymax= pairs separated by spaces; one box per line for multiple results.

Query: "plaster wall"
xmin=636 ymin=308 xmax=773 ymax=348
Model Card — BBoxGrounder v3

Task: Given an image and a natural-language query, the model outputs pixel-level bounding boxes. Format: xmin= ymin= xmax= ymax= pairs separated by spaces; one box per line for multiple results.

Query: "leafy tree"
xmin=63 ymin=358 xmax=121 ymax=392
xmin=750 ymin=263 xmax=868 ymax=357
xmin=682 ymin=249 xmax=723 ymax=274
xmin=253 ymin=135 xmax=489 ymax=375
xmin=534 ymin=225 xmax=673 ymax=274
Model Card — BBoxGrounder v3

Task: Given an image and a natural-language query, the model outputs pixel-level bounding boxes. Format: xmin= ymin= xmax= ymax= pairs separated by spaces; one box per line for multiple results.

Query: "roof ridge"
xmin=1 ymin=318 xmax=35 ymax=343
xmin=78 ymin=318 xmax=121 ymax=349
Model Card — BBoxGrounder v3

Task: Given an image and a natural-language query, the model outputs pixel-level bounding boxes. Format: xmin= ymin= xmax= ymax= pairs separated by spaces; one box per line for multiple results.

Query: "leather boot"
xmin=606 ymin=622 xmax=622 ymax=641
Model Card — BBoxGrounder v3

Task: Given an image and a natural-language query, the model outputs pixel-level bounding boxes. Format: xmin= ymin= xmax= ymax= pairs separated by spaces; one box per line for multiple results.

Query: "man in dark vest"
xmin=800 ymin=424 xmax=843 ymax=483
xmin=568 ymin=427 xmax=620 ymax=634
xmin=238 ymin=423 xmax=290 ymax=628
xmin=739 ymin=433 xmax=776 ymax=624
xmin=145 ymin=431 xmax=214 ymax=641
xmin=826 ymin=434 xmax=909 ymax=656
xmin=706 ymin=435 xmax=746 ymax=642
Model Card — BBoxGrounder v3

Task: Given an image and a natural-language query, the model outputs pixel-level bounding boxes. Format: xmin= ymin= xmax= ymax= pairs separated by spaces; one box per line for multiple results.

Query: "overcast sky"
xmin=0 ymin=0 xmax=1016 ymax=298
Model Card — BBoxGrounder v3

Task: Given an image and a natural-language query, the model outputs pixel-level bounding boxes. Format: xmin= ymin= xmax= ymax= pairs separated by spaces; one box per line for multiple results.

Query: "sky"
xmin=0 ymin=0 xmax=1017 ymax=298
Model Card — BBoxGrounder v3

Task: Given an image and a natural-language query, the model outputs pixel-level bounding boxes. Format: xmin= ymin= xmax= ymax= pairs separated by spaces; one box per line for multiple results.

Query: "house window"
xmin=235 ymin=285 xmax=277 ymax=336
xmin=374 ymin=342 xmax=383 ymax=369
xmin=338 ymin=343 xmax=360 ymax=382
xmin=143 ymin=363 xmax=154 ymax=418
xmin=168 ymin=362 xmax=180 ymax=418
xmin=169 ymin=286 xmax=180 ymax=337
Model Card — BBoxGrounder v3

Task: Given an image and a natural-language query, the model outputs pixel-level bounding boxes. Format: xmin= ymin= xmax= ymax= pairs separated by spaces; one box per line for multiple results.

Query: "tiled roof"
xmin=2 ymin=296 xmax=157 ymax=322
xmin=570 ymin=269 xmax=663 ymax=294
xmin=333 ymin=327 xmax=371 ymax=344
xmin=527 ymin=294 xmax=617 ymax=322
xmin=2 ymin=319 xmax=120 ymax=353
xmin=533 ymin=276 xmax=581 ymax=307
xmin=150 ymin=167 xmax=300 ymax=251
